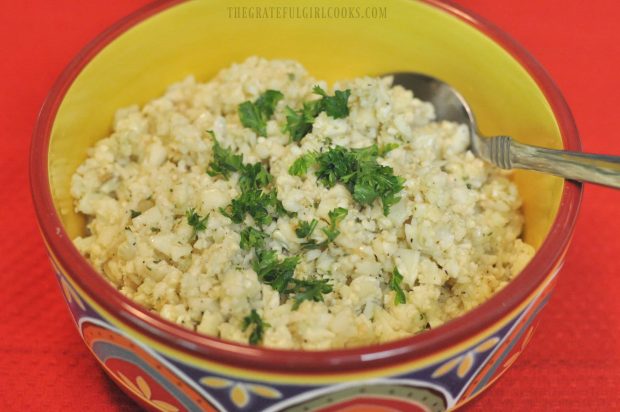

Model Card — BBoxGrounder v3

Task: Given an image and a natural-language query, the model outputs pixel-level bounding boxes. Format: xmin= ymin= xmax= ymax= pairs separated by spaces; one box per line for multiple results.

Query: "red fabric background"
xmin=1 ymin=1 xmax=618 ymax=410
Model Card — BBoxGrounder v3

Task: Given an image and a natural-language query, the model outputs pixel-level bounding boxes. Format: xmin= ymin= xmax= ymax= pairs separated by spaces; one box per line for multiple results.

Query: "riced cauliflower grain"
xmin=71 ymin=57 xmax=535 ymax=349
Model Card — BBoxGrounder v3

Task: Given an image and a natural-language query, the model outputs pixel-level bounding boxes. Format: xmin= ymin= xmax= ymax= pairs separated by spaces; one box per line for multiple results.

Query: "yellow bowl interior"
xmin=48 ymin=0 xmax=563 ymax=249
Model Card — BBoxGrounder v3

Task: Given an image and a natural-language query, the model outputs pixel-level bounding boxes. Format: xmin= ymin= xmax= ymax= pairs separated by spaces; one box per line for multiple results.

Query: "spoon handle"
xmin=492 ymin=136 xmax=620 ymax=188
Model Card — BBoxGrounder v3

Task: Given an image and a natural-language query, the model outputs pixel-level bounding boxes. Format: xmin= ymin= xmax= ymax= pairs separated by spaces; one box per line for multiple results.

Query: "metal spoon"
xmin=387 ymin=72 xmax=620 ymax=188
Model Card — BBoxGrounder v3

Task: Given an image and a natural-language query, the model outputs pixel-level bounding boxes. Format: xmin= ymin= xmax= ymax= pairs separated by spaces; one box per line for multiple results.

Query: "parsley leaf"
xmin=290 ymin=279 xmax=333 ymax=310
xmin=130 ymin=209 xmax=141 ymax=218
xmin=239 ymin=226 xmax=267 ymax=251
xmin=301 ymin=208 xmax=348 ymax=250
xmin=314 ymin=145 xmax=358 ymax=188
xmin=283 ymin=86 xmax=351 ymax=142
xmin=255 ymin=89 xmax=284 ymax=119
xmin=238 ymin=162 xmax=273 ymax=192
xmin=322 ymin=207 xmax=348 ymax=241
xmin=283 ymin=100 xmax=322 ymax=142
xmin=312 ymin=85 xmax=351 ymax=118
xmin=186 ymin=208 xmax=209 ymax=232
xmin=242 ymin=309 xmax=269 ymax=345
xmin=220 ymin=189 xmax=280 ymax=227
xmin=252 ymin=249 xmax=300 ymax=293
xmin=378 ymin=143 xmax=399 ymax=156
xmin=288 ymin=152 xmax=317 ymax=176
xmin=305 ymin=145 xmax=404 ymax=215
xmin=207 ymin=137 xmax=244 ymax=178
xmin=208 ymin=138 xmax=290 ymax=227
xmin=238 ymin=101 xmax=264 ymax=135
xmin=250 ymin=248 xmax=332 ymax=310
xmin=295 ymin=219 xmax=318 ymax=238
xmin=389 ymin=267 xmax=406 ymax=305
xmin=239 ymin=89 xmax=283 ymax=136
xmin=353 ymin=163 xmax=405 ymax=215
xmin=216 ymin=154 xmax=290 ymax=226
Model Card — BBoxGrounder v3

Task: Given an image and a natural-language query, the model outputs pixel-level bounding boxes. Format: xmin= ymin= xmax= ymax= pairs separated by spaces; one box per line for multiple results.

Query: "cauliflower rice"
xmin=71 ymin=57 xmax=535 ymax=350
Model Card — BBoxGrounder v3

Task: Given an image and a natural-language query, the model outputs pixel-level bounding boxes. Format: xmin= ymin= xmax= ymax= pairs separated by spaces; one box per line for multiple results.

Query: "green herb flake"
xmin=283 ymin=86 xmax=351 ymax=142
xmin=207 ymin=138 xmax=244 ymax=178
xmin=312 ymin=85 xmax=351 ymax=119
xmin=300 ymin=240 xmax=322 ymax=250
xmin=240 ymin=226 xmax=267 ymax=251
xmin=252 ymin=249 xmax=300 ymax=293
xmin=322 ymin=207 xmax=348 ymax=242
xmin=242 ymin=309 xmax=269 ymax=345
xmin=301 ymin=208 xmax=347 ymax=250
xmin=130 ymin=209 xmax=141 ymax=218
xmin=378 ymin=143 xmax=399 ymax=156
xmin=238 ymin=162 xmax=273 ymax=192
xmin=313 ymin=145 xmax=356 ymax=188
xmin=389 ymin=267 xmax=406 ymax=305
xmin=283 ymin=101 xmax=321 ymax=142
xmin=290 ymin=279 xmax=333 ymax=310
xmin=150 ymin=227 xmax=161 ymax=233
xmin=255 ymin=89 xmax=284 ymax=119
xmin=295 ymin=219 xmax=318 ymax=238
xmin=309 ymin=145 xmax=404 ymax=215
xmin=220 ymin=189 xmax=280 ymax=227
xmin=215 ymin=148 xmax=290 ymax=226
xmin=288 ymin=152 xmax=317 ymax=176
xmin=186 ymin=208 xmax=209 ymax=232
xmin=239 ymin=89 xmax=284 ymax=136
xmin=238 ymin=101 xmax=265 ymax=136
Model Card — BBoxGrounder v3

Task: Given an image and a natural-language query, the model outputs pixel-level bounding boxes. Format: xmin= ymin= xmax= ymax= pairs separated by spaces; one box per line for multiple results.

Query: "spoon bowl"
xmin=387 ymin=72 xmax=620 ymax=188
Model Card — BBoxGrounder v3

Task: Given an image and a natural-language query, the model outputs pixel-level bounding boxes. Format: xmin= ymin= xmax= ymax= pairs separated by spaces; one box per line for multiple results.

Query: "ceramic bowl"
xmin=30 ymin=0 xmax=582 ymax=410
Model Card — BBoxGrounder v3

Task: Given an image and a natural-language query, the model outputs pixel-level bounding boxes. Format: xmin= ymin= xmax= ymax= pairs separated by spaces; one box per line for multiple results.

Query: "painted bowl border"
xmin=30 ymin=0 xmax=582 ymax=374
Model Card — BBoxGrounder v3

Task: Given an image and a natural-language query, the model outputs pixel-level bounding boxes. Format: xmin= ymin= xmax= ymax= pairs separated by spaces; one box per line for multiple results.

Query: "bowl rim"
xmin=30 ymin=0 xmax=582 ymax=373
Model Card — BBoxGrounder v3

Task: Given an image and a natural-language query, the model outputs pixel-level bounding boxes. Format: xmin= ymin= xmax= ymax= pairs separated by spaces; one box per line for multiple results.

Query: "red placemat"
xmin=1 ymin=1 xmax=618 ymax=410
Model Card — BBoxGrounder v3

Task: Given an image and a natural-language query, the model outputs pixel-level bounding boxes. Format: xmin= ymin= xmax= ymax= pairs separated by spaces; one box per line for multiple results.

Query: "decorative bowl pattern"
xmin=31 ymin=1 xmax=582 ymax=411
xmin=51 ymin=251 xmax=561 ymax=411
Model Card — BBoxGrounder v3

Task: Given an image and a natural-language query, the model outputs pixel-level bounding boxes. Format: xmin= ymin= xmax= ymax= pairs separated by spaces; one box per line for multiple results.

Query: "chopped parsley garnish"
xmin=257 ymin=90 xmax=284 ymax=117
xmin=283 ymin=100 xmax=322 ymax=142
xmin=240 ymin=226 xmax=267 ymax=251
xmin=207 ymin=137 xmax=244 ymax=178
xmin=290 ymin=278 xmax=333 ymax=310
xmin=378 ymin=143 xmax=399 ymax=156
xmin=301 ymin=207 xmax=348 ymax=250
xmin=252 ymin=249 xmax=300 ymax=293
xmin=291 ymin=145 xmax=404 ymax=215
xmin=238 ymin=162 xmax=272 ymax=192
xmin=288 ymin=152 xmax=316 ymax=176
xmin=242 ymin=309 xmax=269 ymax=345
xmin=238 ymin=89 xmax=284 ymax=136
xmin=220 ymin=189 xmax=281 ymax=227
xmin=207 ymin=133 xmax=289 ymax=226
xmin=130 ymin=209 xmax=141 ymax=218
xmin=295 ymin=219 xmax=318 ymax=238
xmin=251 ymin=248 xmax=332 ymax=310
xmin=238 ymin=103 xmax=264 ymax=136
xmin=284 ymin=86 xmax=351 ymax=142
xmin=186 ymin=208 xmax=209 ymax=232
xmin=389 ymin=267 xmax=406 ymax=305
xmin=322 ymin=207 xmax=348 ymax=241
xmin=312 ymin=85 xmax=351 ymax=119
